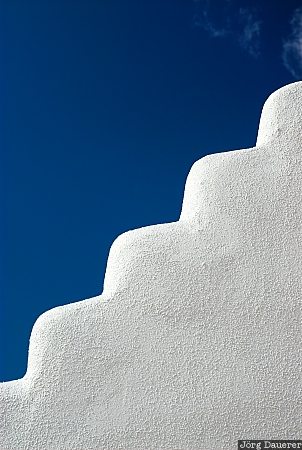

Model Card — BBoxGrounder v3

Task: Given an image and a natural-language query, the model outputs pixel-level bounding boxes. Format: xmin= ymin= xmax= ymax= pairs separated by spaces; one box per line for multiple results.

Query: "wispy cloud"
xmin=193 ymin=0 xmax=229 ymax=38
xmin=238 ymin=8 xmax=261 ymax=58
xmin=193 ymin=0 xmax=262 ymax=58
xmin=282 ymin=7 xmax=302 ymax=79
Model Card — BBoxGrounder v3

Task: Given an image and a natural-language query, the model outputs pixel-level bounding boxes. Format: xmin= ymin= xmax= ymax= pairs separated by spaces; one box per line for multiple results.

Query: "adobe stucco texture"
xmin=1 ymin=82 xmax=301 ymax=449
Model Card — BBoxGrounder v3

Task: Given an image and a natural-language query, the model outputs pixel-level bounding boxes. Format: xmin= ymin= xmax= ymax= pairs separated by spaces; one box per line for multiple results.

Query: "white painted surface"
xmin=1 ymin=82 xmax=301 ymax=450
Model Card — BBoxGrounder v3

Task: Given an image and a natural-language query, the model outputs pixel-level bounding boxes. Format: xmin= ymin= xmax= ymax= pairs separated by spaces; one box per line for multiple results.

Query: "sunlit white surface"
xmin=0 ymin=82 xmax=301 ymax=450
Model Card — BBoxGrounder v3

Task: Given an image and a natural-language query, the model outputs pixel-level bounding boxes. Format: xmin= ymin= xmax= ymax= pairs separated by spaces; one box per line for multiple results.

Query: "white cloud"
xmin=193 ymin=0 xmax=261 ymax=58
xmin=282 ymin=8 xmax=302 ymax=79
xmin=238 ymin=8 xmax=261 ymax=57
xmin=193 ymin=1 xmax=229 ymax=39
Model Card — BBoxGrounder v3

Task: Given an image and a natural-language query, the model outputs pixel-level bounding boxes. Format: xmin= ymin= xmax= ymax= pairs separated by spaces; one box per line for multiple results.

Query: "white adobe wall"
xmin=0 ymin=82 xmax=301 ymax=450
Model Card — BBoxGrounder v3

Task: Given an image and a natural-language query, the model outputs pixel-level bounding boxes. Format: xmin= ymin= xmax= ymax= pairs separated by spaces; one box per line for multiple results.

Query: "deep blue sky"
xmin=1 ymin=0 xmax=302 ymax=381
